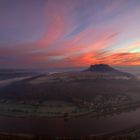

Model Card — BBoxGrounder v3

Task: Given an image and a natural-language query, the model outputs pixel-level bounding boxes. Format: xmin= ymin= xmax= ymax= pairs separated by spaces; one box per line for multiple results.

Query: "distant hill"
xmin=0 ymin=64 xmax=137 ymax=102
xmin=84 ymin=64 xmax=134 ymax=78
xmin=85 ymin=64 xmax=119 ymax=72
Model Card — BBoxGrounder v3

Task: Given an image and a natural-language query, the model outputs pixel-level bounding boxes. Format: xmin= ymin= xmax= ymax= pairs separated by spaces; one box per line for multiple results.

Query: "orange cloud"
xmin=86 ymin=52 xmax=140 ymax=66
xmin=47 ymin=52 xmax=140 ymax=68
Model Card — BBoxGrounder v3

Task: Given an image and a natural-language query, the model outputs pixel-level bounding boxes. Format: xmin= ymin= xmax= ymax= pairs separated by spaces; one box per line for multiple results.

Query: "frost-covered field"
xmin=0 ymin=101 xmax=90 ymax=117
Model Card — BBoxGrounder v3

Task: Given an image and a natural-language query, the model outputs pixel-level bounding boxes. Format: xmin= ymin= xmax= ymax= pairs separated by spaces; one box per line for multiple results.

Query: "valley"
xmin=0 ymin=65 xmax=140 ymax=139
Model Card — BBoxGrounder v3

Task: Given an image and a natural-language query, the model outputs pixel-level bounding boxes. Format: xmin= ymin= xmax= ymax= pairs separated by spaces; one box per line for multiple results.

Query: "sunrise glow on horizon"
xmin=0 ymin=0 xmax=140 ymax=69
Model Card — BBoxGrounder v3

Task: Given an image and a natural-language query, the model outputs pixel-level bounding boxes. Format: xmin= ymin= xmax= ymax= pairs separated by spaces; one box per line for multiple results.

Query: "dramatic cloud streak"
xmin=0 ymin=0 xmax=140 ymax=68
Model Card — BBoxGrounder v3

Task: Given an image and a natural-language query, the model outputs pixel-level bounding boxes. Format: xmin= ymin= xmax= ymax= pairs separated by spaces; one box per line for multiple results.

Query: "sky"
xmin=0 ymin=0 xmax=140 ymax=69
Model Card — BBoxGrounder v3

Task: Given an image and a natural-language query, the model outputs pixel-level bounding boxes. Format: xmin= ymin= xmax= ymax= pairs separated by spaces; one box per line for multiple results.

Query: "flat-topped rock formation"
xmin=85 ymin=64 xmax=119 ymax=72
xmin=84 ymin=64 xmax=134 ymax=78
